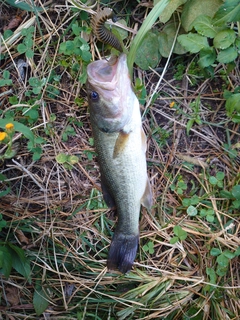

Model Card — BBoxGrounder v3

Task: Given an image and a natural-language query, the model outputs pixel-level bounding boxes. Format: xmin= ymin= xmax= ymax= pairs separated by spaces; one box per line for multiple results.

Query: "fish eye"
xmin=91 ymin=91 xmax=99 ymax=101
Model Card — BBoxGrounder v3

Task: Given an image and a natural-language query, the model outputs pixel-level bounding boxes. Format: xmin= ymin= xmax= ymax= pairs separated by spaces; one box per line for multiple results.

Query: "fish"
xmin=87 ymin=53 xmax=152 ymax=273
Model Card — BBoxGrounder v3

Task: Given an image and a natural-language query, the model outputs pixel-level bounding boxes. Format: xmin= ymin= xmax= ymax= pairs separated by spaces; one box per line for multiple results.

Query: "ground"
xmin=0 ymin=1 xmax=239 ymax=319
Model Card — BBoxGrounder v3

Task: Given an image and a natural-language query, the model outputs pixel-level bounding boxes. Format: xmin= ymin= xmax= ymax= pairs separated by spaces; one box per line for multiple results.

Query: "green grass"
xmin=0 ymin=0 xmax=239 ymax=319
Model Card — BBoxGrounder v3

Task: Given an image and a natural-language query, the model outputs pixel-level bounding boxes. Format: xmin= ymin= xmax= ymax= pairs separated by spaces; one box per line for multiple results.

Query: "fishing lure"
xmin=91 ymin=8 xmax=123 ymax=52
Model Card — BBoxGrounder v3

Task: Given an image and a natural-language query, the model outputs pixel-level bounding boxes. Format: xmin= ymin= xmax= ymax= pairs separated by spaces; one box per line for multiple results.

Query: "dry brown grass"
xmin=0 ymin=1 xmax=239 ymax=319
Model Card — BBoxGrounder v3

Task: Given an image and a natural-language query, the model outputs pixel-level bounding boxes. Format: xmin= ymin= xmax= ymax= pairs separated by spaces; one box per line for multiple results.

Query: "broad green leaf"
xmin=187 ymin=205 xmax=198 ymax=216
xmin=17 ymin=43 xmax=27 ymax=54
xmin=192 ymin=15 xmax=219 ymax=38
xmin=213 ymin=0 xmax=240 ymax=25
xmin=216 ymin=253 xmax=229 ymax=267
xmin=158 ymin=23 xmax=187 ymax=57
xmin=178 ymin=33 xmax=209 ymax=53
xmin=8 ymin=243 xmax=31 ymax=283
xmin=198 ymin=48 xmax=216 ymax=68
xmin=135 ymin=31 xmax=160 ymax=70
xmin=209 ymin=176 xmax=218 ymax=185
xmin=170 ymin=236 xmax=179 ymax=244
xmin=154 ymin=0 xmax=187 ymax=23
xmin=5 ymin=0 xmax=45 ymax=11
xmin=225 ymin=93 xmax=240 ymax=115
xmin=33 ymin=287 xmax=49 ymax=316
xmin=217 ymin=46 xmax=238 ymax=63
xmin=0 ymin=246 xmax=12 ymax=278
xmin=128 ymin=0 xmax=169 ymax=77
xmin=210 ymin=248 xmax=221 ymax=256
xmin=206 ymin=267 xmax=217 ymax=284
xmin=173 ymin=225 xmax=187 ymax=240
xmin=216 ymin=171 xmax=224 ymax=180
xmin=232 ymin=185 xmax=240 ymax=200
xmin=213 ymin=29 xmax=236 ymax=49
xmin=223 ymin=250 xmax=235 ymax=259
xmin=181 ymin=0 xmax=222 ymax=32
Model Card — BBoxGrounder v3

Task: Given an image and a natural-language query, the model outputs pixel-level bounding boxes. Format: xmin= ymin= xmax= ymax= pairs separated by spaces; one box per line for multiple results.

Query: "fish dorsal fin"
xmin=141 ymin=178 xmax=153 ymax=212
xmin=113 ymin=131 xmax=130 ymax=158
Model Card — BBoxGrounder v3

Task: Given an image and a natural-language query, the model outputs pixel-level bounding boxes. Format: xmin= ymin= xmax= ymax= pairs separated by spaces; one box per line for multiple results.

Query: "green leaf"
xmin=17 ymin=43 xmax=27 ymax=54
xmin=178 ymin=33 xmax=209 ymax=53
xmin=193 ymin=15 xmax=219 ymax=38
xmin=155 ymin=0 xmax=187 ymax=23
xmin=8 ymin=243 xmax=31 ymax=283
xmin=225 ymin=93 xmax=240 ymax=115
xmin=213 ymin=29 xmax=236 ymax=49
xmin=135 ymin=31 xmax=160 ymax=70
xmin=209 ymin=176 xmax=218 ymax=185
xmin=198 ymin=47 xmax=217 ymax=68
xmin=210 ymin=248 xmax=221 ymax=256
xmin=33 ymin=287 xmax=49 ymax=316
xmin=5 ymin=0 xmax=45 ymax=11
xmin=158 ymin=23 xmax=187 ymax=57
xmin=187 ymin=205 xmax=198 ymax=216
xmin=217 ymin=46 xmax=238 ymax=63
xmin=0 ymin=246 xmax=12 ymax=278
xmin=170 ymin=236 xmax=179 ymax=244
xmin=181 ymin=0 xmax=222 ymax=32
xmin=173 ymin=225 xmax=187 ymax=240
xmin=223 ymin=250 xmax=235 ymax=259
xmin=216 ymin=171 xmax=225 ymax=180
xmin=232 ymin=185 xmax=240 ymax=200
xmin=216 ymin=253 xmax=229 ymax=267
xmin=213 ymin=0 xmax=240 ymax=25
xmin=128 ymin=0 xmax=169 ymax=77
xmin=26 ymin=49 xmax=34 ymax=59
xmin=206 ymin=267 xmax=217 ymax=284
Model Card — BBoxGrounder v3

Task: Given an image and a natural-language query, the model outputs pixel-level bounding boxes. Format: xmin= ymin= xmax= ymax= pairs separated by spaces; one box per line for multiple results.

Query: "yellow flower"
xmin=0 ymin=132 xmax=7 ymax=141
xmin=5 ymin=123 xmax=14 ymax=132
xmin=169 ymin=101 xmax=175 ymax=108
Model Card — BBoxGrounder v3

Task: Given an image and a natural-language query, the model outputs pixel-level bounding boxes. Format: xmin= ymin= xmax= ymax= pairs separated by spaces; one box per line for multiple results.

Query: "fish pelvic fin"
xmin=107 ymin=232 xmax=139 ymax=273
xmin=113 ymin=131 xmax=130 ymax=159
xmin=141 ymin=178 xmax=153 ymax=212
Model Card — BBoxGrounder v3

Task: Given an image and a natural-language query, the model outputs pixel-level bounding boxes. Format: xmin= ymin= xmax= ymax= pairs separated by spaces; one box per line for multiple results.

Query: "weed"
xmin=0 ymin=70 xmax=12 ymax=87
xmin=17 ymin=26 xmax=35 ymax=58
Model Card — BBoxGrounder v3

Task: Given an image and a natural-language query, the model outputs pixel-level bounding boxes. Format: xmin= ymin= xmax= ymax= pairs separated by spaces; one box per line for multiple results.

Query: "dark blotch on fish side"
xmin=107 ymin=232 xmax=139 ymax=273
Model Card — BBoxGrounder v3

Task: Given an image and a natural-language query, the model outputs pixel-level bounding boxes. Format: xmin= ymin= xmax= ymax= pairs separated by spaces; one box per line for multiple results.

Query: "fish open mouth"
xmin=87 ymin=54 xmax=129 ymax=91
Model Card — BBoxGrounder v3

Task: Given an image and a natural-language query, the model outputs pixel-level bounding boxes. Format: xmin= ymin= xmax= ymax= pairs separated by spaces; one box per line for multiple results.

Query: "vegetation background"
xmin=0 ymin=0 xmax=239 ymax=319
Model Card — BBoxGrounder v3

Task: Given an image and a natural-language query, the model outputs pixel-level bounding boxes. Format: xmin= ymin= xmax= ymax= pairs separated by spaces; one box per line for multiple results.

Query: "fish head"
xmin=87 ymin=54 xmax=135 ymax=133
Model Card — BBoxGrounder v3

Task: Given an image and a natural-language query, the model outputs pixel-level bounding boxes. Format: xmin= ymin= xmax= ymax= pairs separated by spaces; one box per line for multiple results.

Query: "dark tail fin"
xmin=107 ymin=232 xmax=139 ymax=273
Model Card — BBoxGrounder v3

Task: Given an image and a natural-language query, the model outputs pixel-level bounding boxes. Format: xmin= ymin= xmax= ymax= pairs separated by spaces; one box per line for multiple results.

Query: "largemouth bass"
xmin=87 ymin=54 xmax=152 ymax=273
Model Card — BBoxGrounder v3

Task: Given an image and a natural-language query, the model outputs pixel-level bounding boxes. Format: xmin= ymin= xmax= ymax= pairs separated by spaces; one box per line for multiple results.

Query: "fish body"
xmin=87 ymin=54 xmax=152 ymax=273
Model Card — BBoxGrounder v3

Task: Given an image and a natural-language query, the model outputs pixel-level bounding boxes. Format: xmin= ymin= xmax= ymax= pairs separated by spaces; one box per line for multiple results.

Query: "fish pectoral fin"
xmin=101 ymin=173 xmax=116 ymax=208
xmin=113 ymin=131 xmax=130 ymax=159
xmin=141 ymin=127 xmax=147 ymax=152
xmin=107 ymin=232 xmax=139 ymax=273
xmin=141 ymin=178 xmax=153 ymax=212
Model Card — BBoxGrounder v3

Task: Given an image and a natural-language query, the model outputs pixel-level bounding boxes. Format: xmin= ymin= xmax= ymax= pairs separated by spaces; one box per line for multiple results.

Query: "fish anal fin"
xmin=141 ymin=178 xmax=153 ymax=212
xmin=113 ymin=131 xmax=130 ymax=158
xmin=107 ymin=232 xmax=139 ymax=273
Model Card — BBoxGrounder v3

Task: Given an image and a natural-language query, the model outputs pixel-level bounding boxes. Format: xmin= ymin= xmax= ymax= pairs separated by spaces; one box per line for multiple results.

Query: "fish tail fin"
xmin=107 ymin=232 xmax=139 ymax=273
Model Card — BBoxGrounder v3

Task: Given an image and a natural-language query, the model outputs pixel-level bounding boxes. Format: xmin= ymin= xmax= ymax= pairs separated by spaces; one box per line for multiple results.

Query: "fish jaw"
xmin=87 ymin=54 xmax=135 ymax=133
